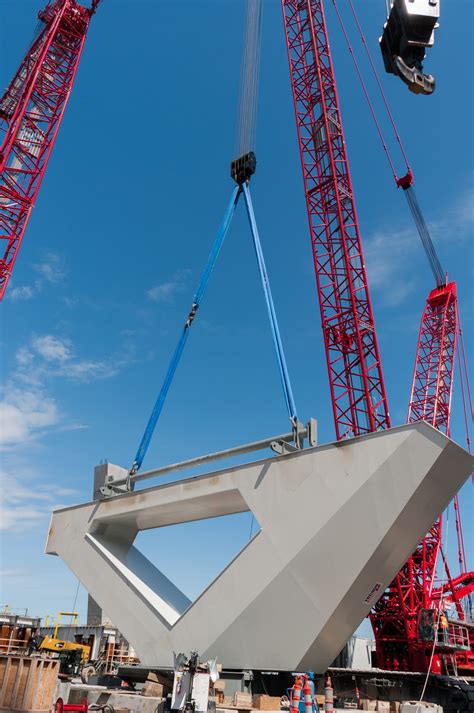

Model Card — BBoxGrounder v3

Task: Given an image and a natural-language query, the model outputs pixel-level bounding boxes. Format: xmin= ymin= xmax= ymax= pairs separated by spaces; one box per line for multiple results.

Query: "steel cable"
xmin=235 ymin=0 xmax=263 ymax=157
xmin=403 ymin=186 xmax=445 ymax=287
xmin=331 ymin=0 xmax=446 ymax=287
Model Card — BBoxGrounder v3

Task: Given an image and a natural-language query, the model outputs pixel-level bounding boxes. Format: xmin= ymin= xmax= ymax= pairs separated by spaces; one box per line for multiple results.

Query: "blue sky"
xmin=0 ymin=0 xmax=472 ymax=636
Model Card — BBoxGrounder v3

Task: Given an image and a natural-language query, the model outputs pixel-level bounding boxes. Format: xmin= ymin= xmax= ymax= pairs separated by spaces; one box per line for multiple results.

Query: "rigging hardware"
xmin=380 ymin=0 xmax=439 ymax=95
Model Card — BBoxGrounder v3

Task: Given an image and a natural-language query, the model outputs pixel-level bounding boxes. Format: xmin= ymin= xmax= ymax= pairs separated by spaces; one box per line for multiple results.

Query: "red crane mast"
xmin=280 ymin=0 xmax=391 ymax=440
xmin=281 ymin=0 xmax=472 ymax=674
xmin=371 ymin=281 xmax=474 ymax=674
xmin=0 ymin=0 xmax=100 ymax=300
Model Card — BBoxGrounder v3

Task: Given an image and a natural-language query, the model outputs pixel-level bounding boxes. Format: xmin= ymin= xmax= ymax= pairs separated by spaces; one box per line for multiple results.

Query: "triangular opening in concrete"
xmin=134 ymin=511 xmax=261 ymax=605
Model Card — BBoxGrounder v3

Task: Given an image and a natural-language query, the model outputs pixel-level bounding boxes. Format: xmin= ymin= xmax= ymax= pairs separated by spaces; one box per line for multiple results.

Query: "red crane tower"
xmin=280 ymin=0 xmax=391 ymax=441
xmin=371 ymin=280 xmax=474 ymax=675
xmin=280 ymin=0 xmax=472 ymax=674
xmin=0 ymin=0 xmax=100 ymax=301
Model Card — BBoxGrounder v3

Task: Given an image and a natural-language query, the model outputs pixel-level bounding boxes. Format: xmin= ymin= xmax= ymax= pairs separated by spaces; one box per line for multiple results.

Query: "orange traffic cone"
xmin=290 ymin=675 xmax=303 ymax=713
xmin=324 ymin=676 xmax=333 ymax=713
xmin=303 ymin=675 xmax=313 ymax=713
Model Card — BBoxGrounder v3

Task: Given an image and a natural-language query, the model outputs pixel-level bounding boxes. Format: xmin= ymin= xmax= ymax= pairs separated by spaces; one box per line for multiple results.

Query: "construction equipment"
xmin=0 ymin=0 xmax=100 ymax=300
xmin=36 ymin=0 xmax=470 ymax=677
xmin=327 ymin=0 xmax=473 ymax=674
xmin=329 ymin=0 xmax=473 ymax=674
xmin=370 ymin=279 xmax=474 ymax=674
xmin=380 ymin=0 xmax=439 ymax=95
xmin=281 ymin=0 xmax=472 ymax=674
xmin=171 ymin=651 xmax=218 ymax=713
xmin=32 ymin=612 xmax=91 ymax=677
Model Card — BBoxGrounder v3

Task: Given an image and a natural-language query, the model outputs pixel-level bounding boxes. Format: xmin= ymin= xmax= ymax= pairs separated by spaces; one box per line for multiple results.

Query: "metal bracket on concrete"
xmin=99 ymin=418 xmax=318 ymax=498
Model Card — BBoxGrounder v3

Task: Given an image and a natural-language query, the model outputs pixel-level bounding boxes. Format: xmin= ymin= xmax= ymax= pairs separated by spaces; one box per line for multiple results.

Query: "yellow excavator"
xmin=30 ymin=612 xmax=91 ymax=677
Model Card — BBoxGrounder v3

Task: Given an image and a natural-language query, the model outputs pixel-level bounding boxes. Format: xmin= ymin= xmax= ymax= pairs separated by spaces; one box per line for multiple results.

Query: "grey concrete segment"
xmin=88 ymin=463 xmax=126 ymax=626
xmin=45 ymin=423 xmax=473 ymax=672
xmin=67 ymin=684 xmax=165 ymax=712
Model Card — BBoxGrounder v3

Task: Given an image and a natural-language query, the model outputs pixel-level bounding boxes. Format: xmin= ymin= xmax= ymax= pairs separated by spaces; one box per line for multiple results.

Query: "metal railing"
xmin=100 ymin=644 xmax=139 ymax=673
xmin=435 ymin=622 xmax=470 ymax=650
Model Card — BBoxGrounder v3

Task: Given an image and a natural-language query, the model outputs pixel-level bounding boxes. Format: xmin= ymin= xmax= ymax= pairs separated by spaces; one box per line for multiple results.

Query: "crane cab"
xmin=380 ymin=0 xmax=440 ymax=95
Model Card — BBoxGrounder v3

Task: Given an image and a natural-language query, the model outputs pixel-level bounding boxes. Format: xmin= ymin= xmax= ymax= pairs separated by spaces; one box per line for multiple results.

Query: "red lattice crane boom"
xmin=371 ymin=282 xmax=474 ymax=674
xmin=280 ymin=0 xmax=390 ymax=440
xmin=408 ymin=283 xmax=458 ymax=432
xmin=0 ymin=0 xmax=100 ymax=300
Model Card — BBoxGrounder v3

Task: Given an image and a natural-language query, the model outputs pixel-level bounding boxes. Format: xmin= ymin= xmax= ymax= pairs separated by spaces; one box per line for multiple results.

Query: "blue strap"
xmin=131 ymin=185 xmax=241 ymax=473
xmin=242 ymin=182 xmax=299 ymax=424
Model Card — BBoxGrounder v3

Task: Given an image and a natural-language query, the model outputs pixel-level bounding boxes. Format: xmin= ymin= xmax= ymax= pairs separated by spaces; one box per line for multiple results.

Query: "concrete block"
xmin=46 ymin=423 xmax=473 ymax=672
xmin=67 ymin=684 xmax=165 ymax=713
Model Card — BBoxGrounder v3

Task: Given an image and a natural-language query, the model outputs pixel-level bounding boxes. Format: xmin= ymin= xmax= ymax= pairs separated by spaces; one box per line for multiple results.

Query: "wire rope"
xmin=456 ymin=314 xmax=473 ymax=483
xmin=63 ymin=580 xmax=81 ymax=644
xmin=345 ymin=0 xmax=411 ymax=172
xmin=330 ymin=0 xmax=445 ymax=286
xmin=403 ymin=186 xmax=445 ymax=287
xmin=235 ymin=0 xmax=263 ymax=157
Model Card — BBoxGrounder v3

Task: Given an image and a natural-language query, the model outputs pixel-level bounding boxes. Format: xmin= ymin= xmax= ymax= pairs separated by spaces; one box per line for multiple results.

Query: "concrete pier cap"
xmin=46 ymin=422 xmax=473 ymax=672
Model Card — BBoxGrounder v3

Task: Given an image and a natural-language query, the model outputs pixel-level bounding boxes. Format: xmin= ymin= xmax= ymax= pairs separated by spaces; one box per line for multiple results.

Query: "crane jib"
xmin=281 ymin=0 xmax=391 ymax=439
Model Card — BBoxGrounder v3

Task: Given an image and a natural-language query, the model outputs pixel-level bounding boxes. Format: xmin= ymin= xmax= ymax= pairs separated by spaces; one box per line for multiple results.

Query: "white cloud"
xmin=365 ymin=226 xmax=417 ymax=305
xmin=0 ymin=569 xmax=28 ymax=578
xmin=56 ymin=423 xmax=90 ymax=433
xmin=0 ymin=469 xmax=78 ymax=532
xmin=8 ymin=285 xmax=34 ymax=302
xmin=434 ymin=185 xmax=474 ymax=240
xmin=147 ymin=269 xmax=191 ymax=303
xmin=148 ymin=281 xmax=178 ymax=302
xmin=0 ymin=506 xmax=47 ymax=531
xmin=33 ymin=252 xmax=67 ymax=284
xmin=13 ymin=334 xmax=129 ymax=386
xmin=16 ymin=347 xmax=34 ymax=367
xmin=33 ymin=335 xmax=71 ymax=362
xmin=6 ymin=252 xmax=66 ymax=302
xmin=1 ymin=333 xmax=135 ymax=449
xmin=364 ymin=184 xmax=473 ymax=305
xmin=62 ymin=296 xmax=79 ymax=308
xmin=59 ymin=359 xmax=119 ymax=381
xmin=0 ymin=385 xmax=58 ymax=447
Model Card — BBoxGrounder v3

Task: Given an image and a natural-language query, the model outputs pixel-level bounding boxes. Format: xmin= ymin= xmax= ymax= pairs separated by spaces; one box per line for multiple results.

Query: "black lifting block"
xmin=231 ymin=152 xmax=257 ymax=184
